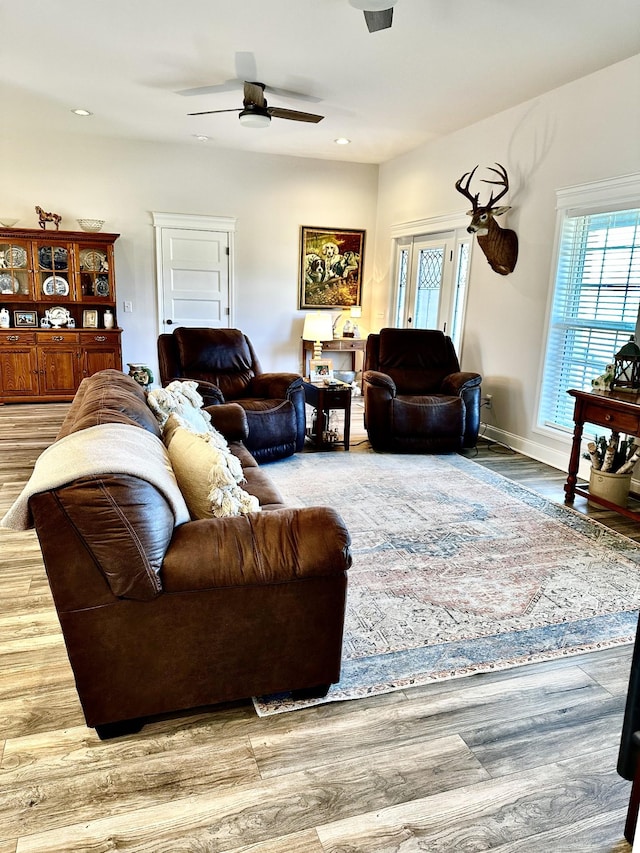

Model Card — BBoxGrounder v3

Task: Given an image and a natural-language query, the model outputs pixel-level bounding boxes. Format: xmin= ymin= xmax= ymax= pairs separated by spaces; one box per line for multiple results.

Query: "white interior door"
xmin=153 ymin=212 xmax=236 ymax=334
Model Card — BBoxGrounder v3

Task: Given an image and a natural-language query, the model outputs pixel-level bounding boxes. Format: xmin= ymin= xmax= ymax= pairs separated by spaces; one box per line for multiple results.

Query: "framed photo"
xmin=82 ymin=309 xmax=98 ymax=328
xmin=299 ymin=226 xmax=365 ymax=309
xmin=13 ymin=310 xmax=37 ymax=327
xmin=310 ymin=358 xmax=334 ymax=384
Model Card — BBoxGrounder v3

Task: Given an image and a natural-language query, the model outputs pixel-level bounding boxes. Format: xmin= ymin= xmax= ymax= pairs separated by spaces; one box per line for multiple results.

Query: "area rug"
xmin=253 ymin=451 xmax=640 ymax=715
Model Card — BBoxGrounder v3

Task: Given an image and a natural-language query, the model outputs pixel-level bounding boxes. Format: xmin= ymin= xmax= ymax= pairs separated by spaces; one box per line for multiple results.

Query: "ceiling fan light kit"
xmin=239 ymin=107 xmax=271 ymax=128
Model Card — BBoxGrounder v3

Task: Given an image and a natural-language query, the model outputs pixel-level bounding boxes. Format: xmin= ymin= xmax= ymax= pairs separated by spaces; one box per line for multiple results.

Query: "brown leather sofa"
xmin=158 ymin=327 xmax=306 ymax=462
xmin=26 ymin=370 xmax=351 ymax=738
xmin=363 ymin=328 xmax=482 ymax=453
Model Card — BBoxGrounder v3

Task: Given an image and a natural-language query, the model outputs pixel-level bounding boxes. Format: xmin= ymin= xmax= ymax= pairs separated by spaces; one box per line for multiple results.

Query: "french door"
xmin=393 ymin=232 xmax=470 ymax=351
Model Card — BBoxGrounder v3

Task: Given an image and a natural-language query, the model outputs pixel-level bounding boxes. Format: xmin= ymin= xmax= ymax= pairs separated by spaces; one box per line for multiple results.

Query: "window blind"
xmin=539 ymin=208 xmax=640 ymax=431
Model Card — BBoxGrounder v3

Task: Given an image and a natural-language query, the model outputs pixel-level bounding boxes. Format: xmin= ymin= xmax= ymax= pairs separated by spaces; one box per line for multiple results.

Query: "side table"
xmin=303 ymin=381 xmax=352 ymax=450
xmin=565 ymin=388 xmax=640 ymax=521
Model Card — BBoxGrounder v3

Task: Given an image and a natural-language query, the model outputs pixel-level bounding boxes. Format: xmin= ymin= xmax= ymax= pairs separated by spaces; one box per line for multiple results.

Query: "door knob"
xmin=165 ymin=319 xmax=173 ymax=325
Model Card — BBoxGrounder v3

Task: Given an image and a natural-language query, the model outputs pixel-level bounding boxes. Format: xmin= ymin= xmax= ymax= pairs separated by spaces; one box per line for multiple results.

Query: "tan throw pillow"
xmin=165 ymin=423 xmax=260 ymax=519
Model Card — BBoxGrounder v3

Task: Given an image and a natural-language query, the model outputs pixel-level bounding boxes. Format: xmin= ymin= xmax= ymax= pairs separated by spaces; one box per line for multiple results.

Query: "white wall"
xmin=373 ymin=55 xmax=640 ymax=470
xmin=0 ymin=136 xmax=378 ymax=375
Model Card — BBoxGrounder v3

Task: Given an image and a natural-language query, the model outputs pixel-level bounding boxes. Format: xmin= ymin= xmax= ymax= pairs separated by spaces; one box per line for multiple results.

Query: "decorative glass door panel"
xmin=0 ymin=239 xmax=32 ymax=298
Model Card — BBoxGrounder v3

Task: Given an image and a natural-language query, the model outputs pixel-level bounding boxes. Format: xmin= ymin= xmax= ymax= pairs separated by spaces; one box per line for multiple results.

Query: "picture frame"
xmin=13 ymin=310 xmax=37 ymax=327
xmin=82 ymin=309 xmax=98 ymax=328
xmin=310 ymin=358 xmax=334 ymax=384
xmin=299 ymin=226 xmax=365 ymax=310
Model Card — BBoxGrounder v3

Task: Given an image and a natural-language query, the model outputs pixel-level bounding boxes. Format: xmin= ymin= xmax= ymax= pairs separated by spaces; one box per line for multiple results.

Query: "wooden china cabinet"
xmin=0 ymin=227 xmax=122 ymax=402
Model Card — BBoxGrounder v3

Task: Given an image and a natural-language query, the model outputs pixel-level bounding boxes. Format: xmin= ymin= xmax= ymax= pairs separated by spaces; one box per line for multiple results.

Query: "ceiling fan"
xmin=349 ymin=0 xmax=398 ymax=33
xmin=186 ymin=81 xmax=324 ymax=128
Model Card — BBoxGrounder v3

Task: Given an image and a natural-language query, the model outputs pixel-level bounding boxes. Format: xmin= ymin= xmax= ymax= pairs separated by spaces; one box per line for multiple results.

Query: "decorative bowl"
xmin=0 ymin=219 xmax=19 ymax=227
xmin=77 ymin=219 xmax=105 ymax=232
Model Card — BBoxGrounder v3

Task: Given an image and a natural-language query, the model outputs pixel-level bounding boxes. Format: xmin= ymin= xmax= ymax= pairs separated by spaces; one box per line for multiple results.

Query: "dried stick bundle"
xmin=586 ymin=442 xmax=602 ymax=470
xmin=601 ymin=432 xmax=620 ymax=472
xmin=617 ymin=445 xmax=640 ymax=474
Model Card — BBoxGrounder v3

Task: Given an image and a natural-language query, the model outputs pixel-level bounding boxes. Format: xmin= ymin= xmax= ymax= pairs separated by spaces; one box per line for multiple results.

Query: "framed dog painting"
xmin=299 ymin=226 xmax=365 ymax=309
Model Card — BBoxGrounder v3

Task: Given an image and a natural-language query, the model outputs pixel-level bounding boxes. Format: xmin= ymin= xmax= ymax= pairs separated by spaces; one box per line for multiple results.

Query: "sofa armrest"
xmin=204 ymin=402 xmax=248 ymax=442
xmin=363 ymin=370 xmax=397 ymax=397
xmin=250 ymin=372 xmax=304 ymax=400
xmin=440 ymin=372 xmax=482 ymax=396
xmin=161 ymin=506 xmax=351 ymax=592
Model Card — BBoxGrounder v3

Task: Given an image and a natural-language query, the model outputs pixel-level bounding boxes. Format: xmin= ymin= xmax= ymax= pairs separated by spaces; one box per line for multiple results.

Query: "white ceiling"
xmin=2 ymin=0 xmax=639 ymax=165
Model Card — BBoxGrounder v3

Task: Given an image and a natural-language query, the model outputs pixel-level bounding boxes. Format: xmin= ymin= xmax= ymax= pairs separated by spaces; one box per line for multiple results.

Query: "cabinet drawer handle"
xmin=605 ymin=414 xmax=613 ymax=422
xmin=7 ymin=335 xmax=19 ymax=341
xmin=52 ymin=335 xmax=63 ymax=342
xmin=94 ymin=335 xmax=107 ymax=342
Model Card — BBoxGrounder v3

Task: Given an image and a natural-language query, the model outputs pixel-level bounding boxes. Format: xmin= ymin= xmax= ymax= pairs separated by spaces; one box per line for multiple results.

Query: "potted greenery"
xmin=583 ymin=433 xmax=640 ymax=507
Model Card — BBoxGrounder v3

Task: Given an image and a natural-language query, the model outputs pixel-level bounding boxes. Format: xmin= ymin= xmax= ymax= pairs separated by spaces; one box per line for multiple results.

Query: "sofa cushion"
xmin=164 ymin=421 xmax=260 ymax=519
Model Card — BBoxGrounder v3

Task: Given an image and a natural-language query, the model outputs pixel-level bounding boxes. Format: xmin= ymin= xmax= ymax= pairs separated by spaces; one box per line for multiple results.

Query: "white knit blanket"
xmin=1 ymin=423 xmax=190 ymax=531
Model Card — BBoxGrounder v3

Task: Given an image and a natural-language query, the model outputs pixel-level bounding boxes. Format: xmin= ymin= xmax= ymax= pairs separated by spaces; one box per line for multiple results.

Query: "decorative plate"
xmin=42 ymin=275 xmax=69 ymax=297
xmin=5 ymin=246 xmax=27 ymax=268
xmin=38 ymin=246 xmax=68 ymax=271
xmin=0 ymin=273 xmax=19 ymax=294
xmin=46 ymin=306 xmax=71 ymax=328
xmin=93 ymin=274 xmax=109 ymax=296
xmin=79 ymin=249 xmax=107 ymax=272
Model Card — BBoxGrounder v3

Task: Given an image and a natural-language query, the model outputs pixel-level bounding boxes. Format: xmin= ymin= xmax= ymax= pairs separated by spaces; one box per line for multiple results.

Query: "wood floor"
xmin=0 ymin=401 xmax=637 ymax=852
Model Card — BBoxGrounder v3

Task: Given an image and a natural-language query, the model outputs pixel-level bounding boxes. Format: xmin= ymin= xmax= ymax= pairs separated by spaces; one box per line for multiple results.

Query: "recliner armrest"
xmin=440 ymin=372 xmax=482 ymax=396
xmin=363 ymin=370 xmax=397 ymax=397
xmin=250 ymin=372 xmax=304 ymax=399
xmin=204 ymin=403 xmax=248 ymax=442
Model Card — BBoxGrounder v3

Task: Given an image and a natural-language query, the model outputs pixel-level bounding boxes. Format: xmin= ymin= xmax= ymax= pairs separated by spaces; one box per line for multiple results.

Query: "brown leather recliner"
xmin=158 ymin=327 xmax=306 ymax=463
xmin=363 ymin=328 xmax=482 ymax=453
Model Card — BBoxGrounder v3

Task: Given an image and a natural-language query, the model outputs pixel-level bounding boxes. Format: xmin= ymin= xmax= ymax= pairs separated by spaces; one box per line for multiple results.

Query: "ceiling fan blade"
xmin=244 ymin=81 xmax=266 ymax=107
xmin=267 ymin=107 xmax=324 ymax=124
xmin=178 ymin=80 xmax=240 ymax=97
xmin=364 ymin=8 xmax=393 ymax=32
xmin=187 ymin=108 xmax=242 ymax=116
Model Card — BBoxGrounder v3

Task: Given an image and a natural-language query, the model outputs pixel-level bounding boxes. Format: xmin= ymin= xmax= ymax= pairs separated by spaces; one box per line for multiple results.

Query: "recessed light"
xmin=334 ymin=137 xmax=351 ymax=145
xmin=71 ymin=108 xmax=93 ymax=116
xmin=193 ymin=134 xmax=210 ymax=142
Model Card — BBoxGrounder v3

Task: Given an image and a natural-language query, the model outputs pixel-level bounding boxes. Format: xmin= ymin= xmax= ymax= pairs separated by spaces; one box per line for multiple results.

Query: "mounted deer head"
xmin=455 ymin=163 xmax=518 ymax=275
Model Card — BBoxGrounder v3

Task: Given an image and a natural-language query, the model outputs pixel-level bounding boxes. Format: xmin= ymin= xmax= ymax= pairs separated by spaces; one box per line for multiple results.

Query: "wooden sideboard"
xmin=565 ymin=388 xmax=640 ymax=520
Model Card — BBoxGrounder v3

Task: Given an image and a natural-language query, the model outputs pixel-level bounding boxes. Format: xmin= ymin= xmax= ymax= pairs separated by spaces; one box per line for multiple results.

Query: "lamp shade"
xmin=303 ymin=312 xmax=334 ymax=361
xmin=302 ymin=312 xmax=333 ymax=343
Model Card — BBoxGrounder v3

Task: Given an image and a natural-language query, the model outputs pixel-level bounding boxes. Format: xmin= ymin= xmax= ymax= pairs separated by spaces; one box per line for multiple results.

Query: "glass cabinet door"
xmin=35 ymin=241 xmax=73 ymax=301
xmin=77 ymin=245 xmax=111 ymax=299
xmin=0 ymin=239 xmax=32 ymax=297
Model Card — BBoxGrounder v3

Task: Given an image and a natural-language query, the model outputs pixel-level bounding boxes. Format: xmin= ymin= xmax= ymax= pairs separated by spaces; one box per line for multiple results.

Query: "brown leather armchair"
xmin=363 ymin=328 xmax=482 ymax=453
xmin=158 ymin=327 xmax=306 ymax=463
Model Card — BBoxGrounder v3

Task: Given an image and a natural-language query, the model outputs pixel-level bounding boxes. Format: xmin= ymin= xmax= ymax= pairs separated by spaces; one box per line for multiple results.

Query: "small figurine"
xmin=591 ymin=363 xmax=615 ymax=391
xmin=35 ymin=205 xmax=62 ymax=230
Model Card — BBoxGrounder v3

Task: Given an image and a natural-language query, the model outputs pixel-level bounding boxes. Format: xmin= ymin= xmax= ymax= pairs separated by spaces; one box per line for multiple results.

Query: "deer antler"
xmin=481 ymin=163 xmax=510 ymax=208
xmin=455 ymin=165 xmax=480 ymax=210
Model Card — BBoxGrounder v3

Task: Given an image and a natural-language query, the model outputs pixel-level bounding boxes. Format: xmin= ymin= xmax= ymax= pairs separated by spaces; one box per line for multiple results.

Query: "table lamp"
xmin=303 ymin=312 xmax=334 ymax=360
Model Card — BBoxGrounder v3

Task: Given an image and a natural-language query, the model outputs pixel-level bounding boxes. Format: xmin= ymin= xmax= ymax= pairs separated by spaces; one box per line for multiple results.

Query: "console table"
xmin=565 ymin=388 xmax=640 ymax=520
xmin=302 ymin=337 xmax=366 ymax=380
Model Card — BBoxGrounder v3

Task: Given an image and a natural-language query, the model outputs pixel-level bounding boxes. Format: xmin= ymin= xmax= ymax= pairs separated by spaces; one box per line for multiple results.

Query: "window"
xmin=539 ymin=201 xmax=640 ymax=432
